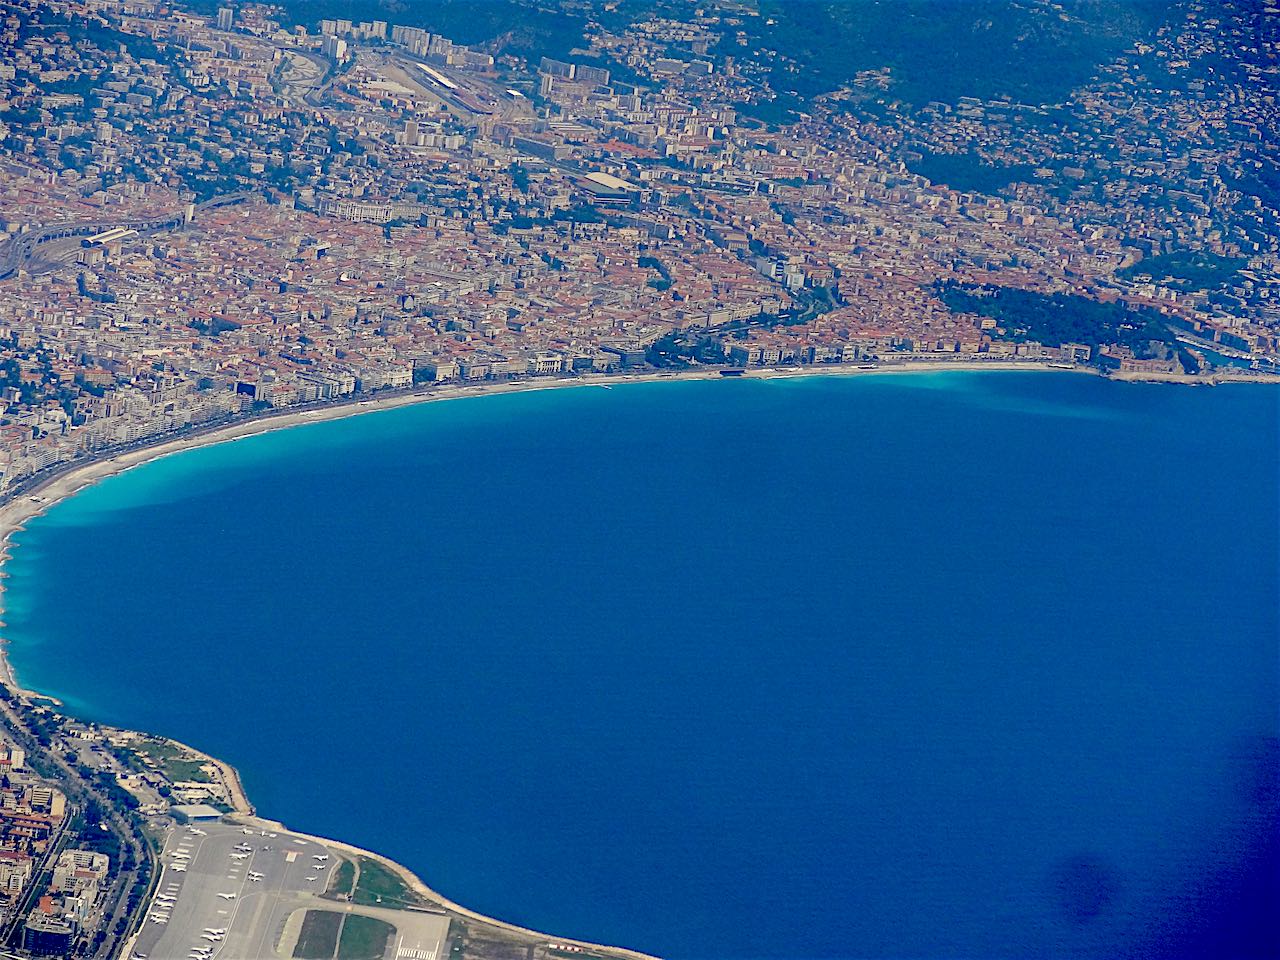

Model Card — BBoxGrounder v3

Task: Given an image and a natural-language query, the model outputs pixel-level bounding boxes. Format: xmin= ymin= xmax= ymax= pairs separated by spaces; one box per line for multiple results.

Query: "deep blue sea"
xmin=5 ymin=373 xmax=1278 ymax=960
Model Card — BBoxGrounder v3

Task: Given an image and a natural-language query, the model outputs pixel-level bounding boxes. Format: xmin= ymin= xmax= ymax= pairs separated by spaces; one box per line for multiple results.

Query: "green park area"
xmin=937 ymin=282 xmax=1173 ymax=350
xmin=1117 ymin=250 xmax=1246 ymax=291
xmin=324 ymin=858 xmax=357 ymax=899
xmin=126 ymin=739 xmax=212 ymax=783
xmin=352 ymin=856 xmax=421 ymax=908
xmin=907 ymin=151 xmax=1038 ymax=195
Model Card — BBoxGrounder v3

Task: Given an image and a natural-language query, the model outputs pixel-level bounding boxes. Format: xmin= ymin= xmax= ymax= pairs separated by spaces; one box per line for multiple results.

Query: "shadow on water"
xmin=1052 ymin=855 xmax=1120 ymax=925
xmin=1129 ymin=733 xmax=1280 ymax=960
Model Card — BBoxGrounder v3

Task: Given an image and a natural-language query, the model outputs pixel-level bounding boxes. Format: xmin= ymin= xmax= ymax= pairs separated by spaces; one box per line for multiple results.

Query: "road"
xmin=0 ymin=192 xmax=254 ymax=280
xmin=0 ymin=698 xmax=150 ymax=960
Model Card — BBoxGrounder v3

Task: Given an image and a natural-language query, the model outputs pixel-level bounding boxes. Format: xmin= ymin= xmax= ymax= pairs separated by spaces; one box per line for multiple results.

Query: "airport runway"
xmin=129 ymin=820 xmax=450 ymax=960
xmin=131 ymin=821 xmax=338 ymax=959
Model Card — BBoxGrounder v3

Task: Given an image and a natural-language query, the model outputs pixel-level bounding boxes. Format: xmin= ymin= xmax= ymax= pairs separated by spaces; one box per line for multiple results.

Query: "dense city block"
xmin=0 ymin=0 xmax=1274 ymax=493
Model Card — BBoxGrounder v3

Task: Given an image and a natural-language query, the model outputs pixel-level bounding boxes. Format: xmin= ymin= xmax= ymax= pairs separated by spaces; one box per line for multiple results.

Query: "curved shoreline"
xmin=0 ymin=359 xmax=1110 ymax=691
xmin=0 ymin=357 xmax=1271 ymax=959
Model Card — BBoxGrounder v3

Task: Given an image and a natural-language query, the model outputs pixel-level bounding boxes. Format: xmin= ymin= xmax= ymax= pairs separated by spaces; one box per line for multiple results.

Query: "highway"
xmin=0 ymin=191 xmax=254 ymax=281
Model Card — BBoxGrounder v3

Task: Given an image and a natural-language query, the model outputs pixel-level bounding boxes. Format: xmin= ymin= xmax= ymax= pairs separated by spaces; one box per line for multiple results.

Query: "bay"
xmin=5 ymin=372 xmax=1278 ymax=959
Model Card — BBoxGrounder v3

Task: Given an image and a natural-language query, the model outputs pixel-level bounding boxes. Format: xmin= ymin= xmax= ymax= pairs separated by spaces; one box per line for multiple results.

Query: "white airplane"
xmin=305 ymin=875 xmax=317 ymax=882
xmin=312 ymin=854 xmax=329 ymax=861
xmin=234 ymin=843 xmax=252 ymax=851
xmin=230 ymin=853 xmax=249 ymax=860
xmin=203 ymin=928 xmax=226 ymax=935
xmin=248 ymin=872 xmax=264 ymax=881
xmin=189 ymin=828 xmax=207 ymax=836
xmin=217 ymin=892 xmax=236 ymax=900
xmin=149 ymin=916 xmax=168 ymax=924
xmin=172 ymin=866 xmax=187 ymax=873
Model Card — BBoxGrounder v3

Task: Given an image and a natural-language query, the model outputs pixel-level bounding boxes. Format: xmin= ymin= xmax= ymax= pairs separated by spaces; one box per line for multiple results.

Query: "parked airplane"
xmin=217 ymin=892 xmax=236 ymax=900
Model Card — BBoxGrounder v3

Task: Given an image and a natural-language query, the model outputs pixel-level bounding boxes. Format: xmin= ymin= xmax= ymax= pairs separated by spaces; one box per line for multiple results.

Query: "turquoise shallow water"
xmin=4 ymin=372 xmax=1278 ymax=960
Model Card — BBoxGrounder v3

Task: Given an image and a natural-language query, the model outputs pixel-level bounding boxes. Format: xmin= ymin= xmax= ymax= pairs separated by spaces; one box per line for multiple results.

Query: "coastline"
xmin=0 ymin=356 xmax=1274 ymax=960
xmin=0 ymin=358 xmax=1107 ymax=691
